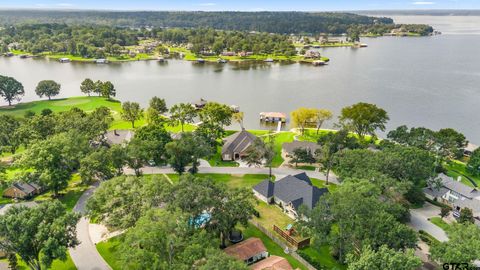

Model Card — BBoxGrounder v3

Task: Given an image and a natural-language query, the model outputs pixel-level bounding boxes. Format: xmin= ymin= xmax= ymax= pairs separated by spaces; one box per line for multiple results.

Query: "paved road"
xmin=125 ymin=165 xmax=340 ymax=184
xmin=408 ymin=203 xmax=449 ymax=242
xmin=69 ymin=183 xmax=111 ymax=270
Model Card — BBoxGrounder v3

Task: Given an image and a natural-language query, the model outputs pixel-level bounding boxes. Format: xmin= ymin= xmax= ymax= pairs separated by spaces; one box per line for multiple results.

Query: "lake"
xmin=1 ymin=16 xmax=479 ymax=142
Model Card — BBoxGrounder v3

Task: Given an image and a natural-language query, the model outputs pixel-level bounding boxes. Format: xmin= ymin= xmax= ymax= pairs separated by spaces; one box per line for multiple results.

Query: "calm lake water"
xmin=1 ymin=16 xmax=480 ymax=142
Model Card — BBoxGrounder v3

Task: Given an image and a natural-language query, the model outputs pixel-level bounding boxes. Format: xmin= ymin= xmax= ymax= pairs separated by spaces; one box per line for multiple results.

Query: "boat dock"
xmin=259 ymin=112 xmax=287 ymax=123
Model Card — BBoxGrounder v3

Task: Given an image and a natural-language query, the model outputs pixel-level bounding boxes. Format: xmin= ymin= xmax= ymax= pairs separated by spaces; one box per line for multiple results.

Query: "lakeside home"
xmin=424 ymin=173 xmax=480 ymax=224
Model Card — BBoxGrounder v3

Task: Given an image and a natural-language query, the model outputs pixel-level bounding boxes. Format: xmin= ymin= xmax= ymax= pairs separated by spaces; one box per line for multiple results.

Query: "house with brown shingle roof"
xmin=221 ymin=129 xmax=257 ymax=161
xmin=224 ymin=237 xmax=268 ymax=265
xmin=250 ymin=255 xmax=293 ymax=270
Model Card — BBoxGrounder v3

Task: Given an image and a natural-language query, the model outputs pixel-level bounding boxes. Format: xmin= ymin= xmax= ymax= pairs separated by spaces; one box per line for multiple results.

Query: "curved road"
xmin=69 ymin=182 xmax=111 ymax=270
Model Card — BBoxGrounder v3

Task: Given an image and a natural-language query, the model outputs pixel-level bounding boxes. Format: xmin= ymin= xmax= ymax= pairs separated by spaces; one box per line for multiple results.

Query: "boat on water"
xmin=196 ymin=58 xmax=205 ymax=64
xmin=264 ymin=58 xmax=274 ymax=63
xmin=59 ymin=58 xmax=70 ymax=63
xmin=157 ymin=57 xmax=166 ymax=63
xmin=217 ymin=58 xmax=228 ymax=64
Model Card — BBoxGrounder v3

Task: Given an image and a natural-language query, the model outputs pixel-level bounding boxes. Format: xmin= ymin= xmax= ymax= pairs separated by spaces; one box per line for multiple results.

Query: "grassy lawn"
xmin=298 ymin=245 xmax=346 ymax=270
xmin=444 ymin=160 xmax=480 ymax=187
xmin=96 ymin=236 xmax=123 ymax=270
xmin=0 ymin=97 xmax=122 ymax=117
xmin=270 ymin=132 xmax=295 ymax=167
xmin=0 ymin=252 xmax=77 ymax=270
xmin=253 ymin=200 xmax=295 ymax=235
xmin=34 ymin=174 xmax=88 ymax=211
xmin=429 ymin=217 xmax=452 ymax=232
xmin=295 ymin=165 xmax=317 ymax=171
xmin=241 ymin=223 xmax=308 ymax=270
xmin=297 ymin=129 xmax=335 ymax=142
xmin=166 ymin=173 xmax=269 ymax=188
xmin=310 ymin=178 xmax=339 ymax=193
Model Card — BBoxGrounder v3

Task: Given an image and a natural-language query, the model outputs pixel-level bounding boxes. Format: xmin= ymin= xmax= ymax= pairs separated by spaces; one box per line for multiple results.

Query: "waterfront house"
xmin=104 ymin=130 xmax=135 ymax=146
xmin=3 ymin=182 xmax=42 ymax=199
xmin=303 ymin=50 xmax=321 ymax=59
xmin=222 ymin=51 xmax=236 ymax=56
xmin=221 ymin=129 xmax=257 ymax=161
xmin=424 ymin=173 xmax=480 ymax=221
xmin=464 ymin=143 xmax=479 ymax=157
xmin=282 ymin=141 xmax=321 ymax=156
xmin=253 ymin=173 xmax=329 ymax=219
xmin=224 ymin=237 xmax=268 ymax=265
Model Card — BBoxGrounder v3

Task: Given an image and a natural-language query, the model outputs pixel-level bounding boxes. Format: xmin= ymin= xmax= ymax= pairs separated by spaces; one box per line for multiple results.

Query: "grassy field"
xmin=0 ymin=96 xmax=195 ymax=133
xmin=0 ymin=96 xmax=122 ymax=117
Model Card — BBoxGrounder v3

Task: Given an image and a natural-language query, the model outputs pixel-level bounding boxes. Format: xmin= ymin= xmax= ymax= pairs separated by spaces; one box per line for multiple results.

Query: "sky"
xmin=0 ymin=0 xmax=478 ymax=11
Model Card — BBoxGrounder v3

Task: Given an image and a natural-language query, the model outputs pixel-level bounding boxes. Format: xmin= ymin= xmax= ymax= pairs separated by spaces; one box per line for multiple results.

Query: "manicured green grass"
xmin=96 ymin=236 xmax=123 ymax=270
xmin=0 ymin=252 xmax=77 ymax=270
xmin=429 ymin=217 xmax=452 ymax=232
xmin=242 ymin=223 xmax=308 ymax=270
xmin=166 ymin=173 xmax=270 ymax=189
xmin=271 ymin=132 xmax=295 ymax=167
xmin=252 ymin=200 xmax=303 ymax=241
xmin=295 ymin=165 xmax=317 ymax=171
xmin=0 ymin=97 xmax=122 ymax=117
xmin=310 ymin=178 xmax=339 ymax=193
xmin=444 ymin=160 xmax=480 ymax=187
xmin=297 ymin=129 xmax=335 ymax=142
xmin=298 ymin=245 xmax=346 ymax=270
xmin=34 ymin=174 xmax=88 ymax=211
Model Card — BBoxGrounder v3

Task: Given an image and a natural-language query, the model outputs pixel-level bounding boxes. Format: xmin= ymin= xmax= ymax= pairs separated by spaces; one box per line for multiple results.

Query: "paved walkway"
xmin=69 ymin=183 xmax=111 ymax=270
xmin=408 ymin=203 xmax=449 ymax=242
xmin=124 ymin=165 xmax=339 ymax=184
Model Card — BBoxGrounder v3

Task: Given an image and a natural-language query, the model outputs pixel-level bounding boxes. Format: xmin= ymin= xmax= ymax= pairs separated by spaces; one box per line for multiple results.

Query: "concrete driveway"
xmin=69 ymin=183 xmax=111 ymax=270
xmin=408 ymin=203 xmax=449 ymax=242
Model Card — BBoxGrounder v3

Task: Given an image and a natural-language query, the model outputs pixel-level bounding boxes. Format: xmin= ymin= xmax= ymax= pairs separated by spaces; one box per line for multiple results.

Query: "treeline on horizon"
xmin=0 ymin=10 xmax=433 ymax=35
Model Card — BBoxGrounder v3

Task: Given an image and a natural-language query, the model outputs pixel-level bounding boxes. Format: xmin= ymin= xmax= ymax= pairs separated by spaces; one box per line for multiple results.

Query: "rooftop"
xmin=224 ymin=237 xmax=267 ymax=261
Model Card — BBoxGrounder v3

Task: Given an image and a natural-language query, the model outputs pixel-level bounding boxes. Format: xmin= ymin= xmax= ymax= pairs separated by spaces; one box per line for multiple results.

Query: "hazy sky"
xmin=0 ymin=0 xmax=479 ymax=11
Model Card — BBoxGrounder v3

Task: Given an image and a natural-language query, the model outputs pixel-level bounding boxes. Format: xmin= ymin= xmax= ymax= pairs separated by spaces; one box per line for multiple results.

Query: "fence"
xmin=273 ymin=225 xmax=311 ymax=249
xmin=249 ymin=221 xmax=317 ymax=270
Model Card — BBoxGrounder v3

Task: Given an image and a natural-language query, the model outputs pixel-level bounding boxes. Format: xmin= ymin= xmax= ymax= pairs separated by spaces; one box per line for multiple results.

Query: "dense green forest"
xmin=0 ymin=10 xmax=434 ymax=35
xmin=0 ymin=25 xmax=297 ymax=58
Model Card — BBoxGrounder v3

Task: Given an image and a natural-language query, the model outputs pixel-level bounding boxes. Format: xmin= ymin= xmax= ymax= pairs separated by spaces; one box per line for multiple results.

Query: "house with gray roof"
xmin=221 ymin=129 xmax=257 ymax=161
xmin=253 ymin=172 xmax=329 ymax=219
xmin=104 ymin=130 xmax=134 ymax=146
xmin=2 ymin=183 xmax=42 ymax=199
xmin=424 ymin=173 xmax=480 ymax=221
xmin=282 ymin=141 xmax=321 ymax=156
